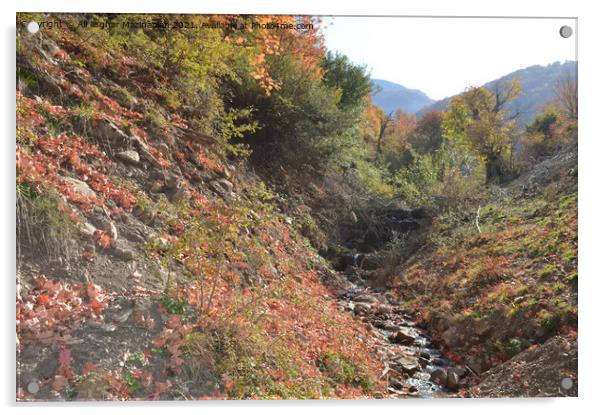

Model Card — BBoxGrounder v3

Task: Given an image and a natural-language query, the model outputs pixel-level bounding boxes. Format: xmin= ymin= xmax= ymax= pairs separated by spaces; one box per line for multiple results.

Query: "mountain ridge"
xmin=417 ymin=61 xmax=577 ymax=126
xmin=371 ymin=78 xmax=434 ymax=114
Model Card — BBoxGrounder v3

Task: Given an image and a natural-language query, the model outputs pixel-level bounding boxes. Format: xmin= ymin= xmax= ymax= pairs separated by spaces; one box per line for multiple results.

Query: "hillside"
xmin=371 ymin=79 xmax=434 ymax=114
xmin=16 ymin=13 xmax=578 ymax=401
xmin=418 ymin=61 xmax=577 ymax=126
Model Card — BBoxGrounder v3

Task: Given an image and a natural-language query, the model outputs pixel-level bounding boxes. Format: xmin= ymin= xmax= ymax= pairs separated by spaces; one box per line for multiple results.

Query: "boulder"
xmin=389 ymin=329 xmax=416 ymax=345
xmin=113 ymin=241 xmax=136 ymax=261
xmin=63 ymin=176 xmax=96 ymax=198
xmin=393 ymin=356 xmax=420 ymax=375
xmin=116 ymin=150 xmax=140 ymax=165
xmin=448 ymin=367 xmax=467 ymax=379
xmin=430 ymin=368 xmax=447 ymax=385
xmin=210 ymin=178 xmax=234 ymax=197
xmin=78 ymin=222 xmax=97 ymax=237
xmin=353 ymin=302 xmax=372 ymax=315
xmin=446 ymin=370 xmax=460 ymax=390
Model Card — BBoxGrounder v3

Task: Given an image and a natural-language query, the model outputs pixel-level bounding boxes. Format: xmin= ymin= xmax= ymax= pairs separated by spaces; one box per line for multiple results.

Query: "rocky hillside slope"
xmin=16 ymin=19 xmax=387 ymax=400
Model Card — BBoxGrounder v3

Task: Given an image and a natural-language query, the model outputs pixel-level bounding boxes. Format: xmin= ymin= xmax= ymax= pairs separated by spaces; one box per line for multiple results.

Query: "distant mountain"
xmin=371 ymin=79 xmax=434 ymax=114
xmin=417 ymin=61 xmax=577 ymax=127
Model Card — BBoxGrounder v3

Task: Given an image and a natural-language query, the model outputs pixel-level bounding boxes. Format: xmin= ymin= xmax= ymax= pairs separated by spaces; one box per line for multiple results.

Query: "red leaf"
xmin=82 ymin=361 xmax=97 ymax=375
xmin=59 ymin=349 xmax=72 ymax=368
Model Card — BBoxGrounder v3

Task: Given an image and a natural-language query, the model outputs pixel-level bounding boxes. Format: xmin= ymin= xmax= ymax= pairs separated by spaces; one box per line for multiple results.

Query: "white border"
xmin=2 ymin=1 xmax=601 ymax=414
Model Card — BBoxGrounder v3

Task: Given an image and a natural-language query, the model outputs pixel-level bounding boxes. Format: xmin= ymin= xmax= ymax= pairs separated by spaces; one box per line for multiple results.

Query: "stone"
xmin=63 ymin=176 xmax=96 ymax=198
xmin=430 ymin=368 xmax=447 ymax=386
xmin=78 ymin=222 xmax=97 ymax=237
xmin=211 ymin=178 xmax=234 ymax=196
xmin=446 ymin=370 xmax=460 ymax=390
xmin=38 ymin=356 xmax=59 ymax=379
xmin=389 ymin=329 xmax=416 ymax=345
xmin=389 ymin=378 xmax=404 ymax=390
xmin=393 ymin=356 xmax=420 ymax=375
xmin=107 ymin=221 xmax=118 ymax=241
xmin=116 ymin=150 xmax=140 ymax=165
xmin=353 ymin=303 xmax=372 ymax=315
xmin=353 ymin=293 xmax=377 ymax=304
xmin=374 ymin=304 xmax=393 ymax=315
xmin=165 ymin=172 xmax=181 ymax=190
xmin=448 ymin=367 xmax=467 ymax=379
xmin=113 ymin=241 xmax=136 ymax=261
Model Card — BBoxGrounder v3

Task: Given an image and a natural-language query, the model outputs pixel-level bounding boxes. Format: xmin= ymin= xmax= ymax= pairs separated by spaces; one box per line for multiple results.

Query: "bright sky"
xmin=323 ymin=16 xmax=576 ymax=100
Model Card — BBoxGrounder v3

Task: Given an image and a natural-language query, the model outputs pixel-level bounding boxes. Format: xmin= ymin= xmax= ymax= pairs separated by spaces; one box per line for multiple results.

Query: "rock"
xmin=393 ymin=356 xmax=420 ymax=375
xmin=38 ymin=356 xmax=59 ymax=379
xmin=420 ymin=351 xmax=431 ymax=360
xmin=353 ymin=293 xmax=377 ymax=304
xmin=448 ymin=367 xmax=467 ymax=379
xmin=165 ymin=172 xmax=181 ymax=190
xmin=353 ymin=303 xmax=372 ymax=315
xmin=389 ymin=329 xmax=416 ymax=345
xmin=116 ymin=150 xmax=140 ymax=165
xmin=131 ymin=135 xmax=163 ymax=168
xmin=107 ymin=221 xmax=118 ymax=241
xmin=111 ymin=308 xmax=133 ymax=324
xmin=78 ymin=222 xmax=97 ymax=237
xmin=113 ymin=241 xmax=136 ymax=261
xmin=389 ymin=378 xmax=405 ymax=390
xmin=430 ymin=368 xmax=447 ymax=385
xmin=374 ymin=304 xmax=393 ymax=315
xmin=446 ymin=370 xmax=460 ymax=390
xmin=63 ymin=176 xmax=96 ymax=198
xmin=211 ymin=178 xmax=234 ymax=197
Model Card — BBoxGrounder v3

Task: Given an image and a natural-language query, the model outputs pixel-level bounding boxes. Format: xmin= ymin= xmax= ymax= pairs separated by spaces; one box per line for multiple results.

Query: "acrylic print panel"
xmin=16 ymin=13 xmax=577 ymax=401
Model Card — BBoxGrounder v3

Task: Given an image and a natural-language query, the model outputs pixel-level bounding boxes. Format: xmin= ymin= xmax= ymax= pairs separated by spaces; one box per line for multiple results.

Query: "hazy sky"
xmin=323 ymin=17 xmax=576 ymax=100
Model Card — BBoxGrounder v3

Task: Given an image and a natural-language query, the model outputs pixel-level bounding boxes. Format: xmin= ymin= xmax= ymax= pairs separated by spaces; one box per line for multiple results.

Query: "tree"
xmin=554 ymin=70 xmax=578 ymax=120
xmin=409 ymin=110 xmax=444 ymax=155
xmin=442 ymin=79 xmax=521 ymax=183
xmin=375 ymin=111 xmax=393 ymax=161
xmin=322 ymin=51 xmax=372 ymax=110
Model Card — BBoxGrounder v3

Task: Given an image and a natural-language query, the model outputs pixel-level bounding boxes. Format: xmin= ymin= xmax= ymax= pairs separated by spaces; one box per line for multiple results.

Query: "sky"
xmin=322 ymin=16 xmax=576 ymax=100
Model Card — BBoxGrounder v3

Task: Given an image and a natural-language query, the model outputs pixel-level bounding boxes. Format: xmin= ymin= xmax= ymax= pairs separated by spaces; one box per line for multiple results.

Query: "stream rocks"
xmin=389 ymin=328 xmax=416 ymax=345
xmin=429 ymin=368 xmax=462 ymax=390
xmin=339 ymin=271 xmax=463 ymax=398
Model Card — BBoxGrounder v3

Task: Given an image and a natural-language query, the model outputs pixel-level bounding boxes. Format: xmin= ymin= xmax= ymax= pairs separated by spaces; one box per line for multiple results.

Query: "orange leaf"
xmin=52 ymin=375 xmax=68 ymax=391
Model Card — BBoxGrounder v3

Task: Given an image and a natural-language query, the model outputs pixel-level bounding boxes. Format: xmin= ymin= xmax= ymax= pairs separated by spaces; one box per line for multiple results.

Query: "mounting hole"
xmin=559 ymin=25 xmax=573 ymax=38
xmin=560 ymin=377 xmax=573 ymax=390
xmin=26 ymin=21 xmax=40 ymax=34
xmin=26 ymin=381 xmax=40 ymax=394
